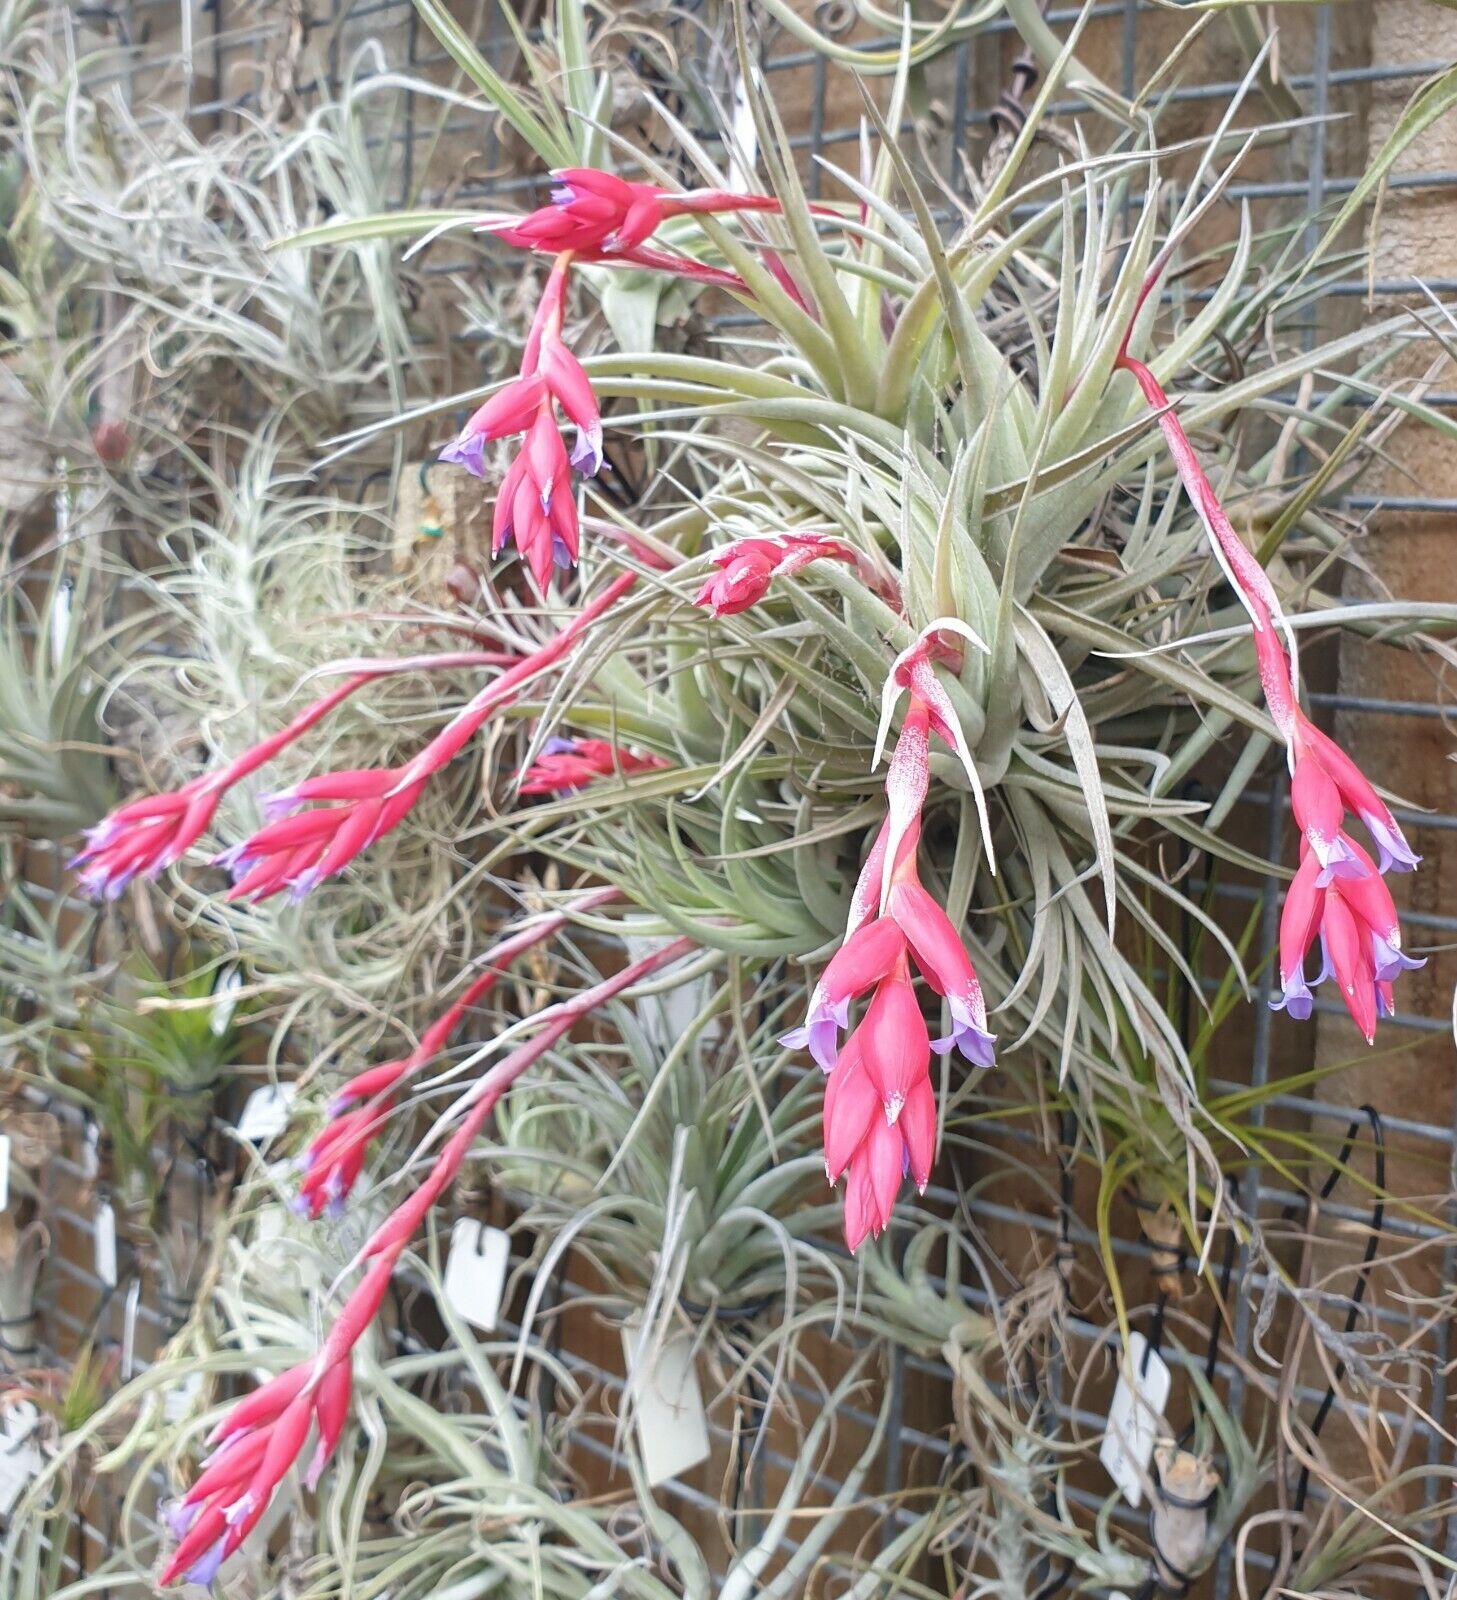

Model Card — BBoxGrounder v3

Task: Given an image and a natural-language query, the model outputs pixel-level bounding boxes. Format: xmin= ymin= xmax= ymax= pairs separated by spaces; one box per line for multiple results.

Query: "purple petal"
xmin=183 ymin=1539 xmax=226 ymax=1590
xmin=931 ymin=999 xmax=997 ymax=1067
xmin=550 ymin=183 xmax=577 ymax=207
xmin=1314 ymin=835 xmax=1367 ymax=887
xmin=258 ymin=788 xmax=302 ymax=824
xmin=1270 ymin=970 xmax=1314 ymax=1021
xmin=439 ymin=434 xmax=486 ymax=479
xmin=569 ymin=424 xmax=603 ymax=476
xmin=551 ymin=533 xmax=574 ymax=570
xmin=1371 ymin=932 xmax=1424 ymax=983
xmin=1363 ymin=811 xmax=1420 ymax=874
xmin=780 ymin=997 xmax=849 ymax=1074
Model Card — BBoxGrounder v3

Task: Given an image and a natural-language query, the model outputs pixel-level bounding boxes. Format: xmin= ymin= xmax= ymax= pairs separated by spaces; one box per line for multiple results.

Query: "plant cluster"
xmin=1 ymin=1 xmax=1456 ymax=1597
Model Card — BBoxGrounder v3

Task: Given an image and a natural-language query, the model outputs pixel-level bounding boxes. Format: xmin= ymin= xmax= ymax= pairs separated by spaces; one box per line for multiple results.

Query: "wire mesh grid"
xmin=11 ymin=1 xmax=1457 ymax=1595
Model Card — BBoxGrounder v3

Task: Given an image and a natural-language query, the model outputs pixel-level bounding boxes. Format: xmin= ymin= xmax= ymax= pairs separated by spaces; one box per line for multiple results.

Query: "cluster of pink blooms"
xmin=781 ymin=629 xmax=998 ymax=1249
xmin=68 ymin=166 xmax=1433 ymax=1586
xmin=1115 ymin=340 xmax=1423 ymax=1041
xmin=437 ymin=169 xmax=786 ymax=595
xmin=163 ymin=921 xmax=684 ymax=1588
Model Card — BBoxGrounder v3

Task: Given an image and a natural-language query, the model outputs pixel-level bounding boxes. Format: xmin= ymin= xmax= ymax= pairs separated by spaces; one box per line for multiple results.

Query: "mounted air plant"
xmin=15 ymin=0 xmax=1456 ymax=1590
xmin=0 ymin=565 xmax=116 ymax=841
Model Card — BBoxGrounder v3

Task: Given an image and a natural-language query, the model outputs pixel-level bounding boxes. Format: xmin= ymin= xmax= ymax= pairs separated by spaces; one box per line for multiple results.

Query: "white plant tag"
xmin=94 ymin=1199 xmax=118 ymax=1287
xmin=0 ymin=1134 xmax=10 ymax=1211
xmin=121 ymin=1278 xmax=142 ymax=1380
xmin=164 ymin=1371 xmax=205 ymax=1423
xmin=81 ymin=1119 xmax=100 ymax=1180
xmin=0 ymin=1401 xmax=43 ymax=1516
xmin=1099 ymin=1332 xmax=1170 ymax=1507
xmin=237 ymin=1084 xmax=294 ymax=1144
xmin=211 ymin=963 xmax=243 ymax=1036
xmin=621 ymin=1319 xmax=711 ymax=1488
xmin=442 ymin=1218 xmax=510 ymax=1332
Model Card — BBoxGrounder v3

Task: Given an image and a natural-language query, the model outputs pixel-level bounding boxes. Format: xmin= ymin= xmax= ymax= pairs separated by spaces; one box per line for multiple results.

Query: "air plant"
xmin=3 ymin=0 xmax=1454 ymax=1594
xmin=58 ymin=3 xmax=1456 ymax=1579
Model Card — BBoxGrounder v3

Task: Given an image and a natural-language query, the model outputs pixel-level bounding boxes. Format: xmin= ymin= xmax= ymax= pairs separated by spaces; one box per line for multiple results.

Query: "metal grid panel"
xmin=20 ymin=2 xmax=1457 ymax=1595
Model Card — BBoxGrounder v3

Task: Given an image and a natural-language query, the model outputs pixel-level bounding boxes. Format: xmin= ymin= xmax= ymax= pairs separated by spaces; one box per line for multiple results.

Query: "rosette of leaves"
xmin=319 ymin=11 xmax=1457 ymax=1204
xmin=0 ymin=565 xmax=115 ymax=841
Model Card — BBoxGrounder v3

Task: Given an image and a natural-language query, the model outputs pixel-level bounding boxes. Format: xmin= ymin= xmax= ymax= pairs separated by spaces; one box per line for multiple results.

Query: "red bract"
xmin=72 ymin=673 xmax=374 ymax=899
xmin=218 ymin=574 xmax=636 ymax=901
xmin=482 ymin=166 xmax=781 ymax=260
xmin=300 ymin=890 xmax=620 ymax=1216
xmin=692 ymin=533 xmax=858 ymax=616
xmin=518 ymin=736 xmax=669 ymax=795
xmin=1116 ymin=319 xmax=1422 ymax=1041
xmin=783 ymin=684 xmax=994 ymax=1250
xmin=159 ymin=934 xmax=694 ymax=1586
xmin=440 ymin=253 xmax=600 ymax=593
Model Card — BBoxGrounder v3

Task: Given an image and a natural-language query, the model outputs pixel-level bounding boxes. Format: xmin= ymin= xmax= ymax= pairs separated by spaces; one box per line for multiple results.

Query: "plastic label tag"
xmin=0 ymin=1401 xmax=42 ymax=1516
xmin=121 ymin=1279 xmax=142 ymax=1380
xmin=0 ymin=1134 xmax=9 ymax=1211
xmin=237 ymin=1084 xmax=294 ymax=1144
xmin=621 ymin=1319 xmax=711 ymax=1488
xmin=164 ymin=1372 xmax=205 ymax=1423
xmin=81 ymin=1119 xmax=100 ymax=1180
xmin=211 ymin=963 xmax=243 ymax=1036
xmin=94 ymin=1200 xmax=118 ymax=1287
xmin=1099 ymin=1332 xmax=1170 ymax=1508
xmin=442 ymin=1218 xmax=510 ymax=1332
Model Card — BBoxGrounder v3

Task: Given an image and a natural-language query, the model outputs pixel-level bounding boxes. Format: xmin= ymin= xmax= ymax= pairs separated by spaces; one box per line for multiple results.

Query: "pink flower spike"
xmin=517 ymin=737 xmax=669 ymax=796
xmin=71 ymin=778 xmax=222 ymax=898
xmin=482 ymin=167 xmax=784 ymax=259
xmin=692 ymin=533 xmax=855 ymax=617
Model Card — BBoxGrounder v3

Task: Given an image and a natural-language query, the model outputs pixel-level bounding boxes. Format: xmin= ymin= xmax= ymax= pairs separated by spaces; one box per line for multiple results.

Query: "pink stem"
xmin=318 ymin=934 xmax=698 ymax=1368
xmin=391 ymin=571 xmax=638 ymax=791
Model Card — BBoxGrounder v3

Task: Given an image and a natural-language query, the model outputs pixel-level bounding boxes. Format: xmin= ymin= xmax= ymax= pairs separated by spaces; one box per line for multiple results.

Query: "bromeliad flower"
xmin=439 ymin=252 xmax=599 ymax=593
xmin=517 ymin=736 xmax=669 ymax=795
xmin=482 ymin=166 xmax=781 ymax=261
xmin=159 ymin=1353 xmax=352 ymax=1587
xmin=692 ymin=533 xmax=860 ymax=617
xmin=72 ymin=672 xmax=373 ymax=899
xmin=217 ymin=574 xmax=636 ymax=901
xmin=783 ymin=659 xmax=996 ymax=1250
xmin=1116 ymin=282 xmax=1422 ymax=1040
xmin=159 ymin=932 xmax=692 ymax=1587
xmin=1273 ymin=837 xmax=1424 ymax=1040
xmin=298 ymin=891 xmax=620 ymax=1217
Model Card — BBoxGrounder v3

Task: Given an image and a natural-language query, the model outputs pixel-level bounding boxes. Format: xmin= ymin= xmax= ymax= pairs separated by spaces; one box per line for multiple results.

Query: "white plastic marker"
xmin=0 ymin=1401 xmax=43 ymax=1516
xmin=121 ymin=1278 xmax=142 ymax=1380
xmin=442 ymin=1218 xmax=511 ymax=1332
xmin=0 ymin=1133 xmax=9 ymax=1211
xmin=237 ymin=1084 xmax=294 ymax=1144
xmin=211 ymin=963 xmax=243 ymax=1036
xmin=621 ymin=1318 xmax=711 ymax=1488
xmin=94 ymin=1198 xmax=118 ymax=1288
xmin=1099 ymin=1331 xmax=1170 ymax=1508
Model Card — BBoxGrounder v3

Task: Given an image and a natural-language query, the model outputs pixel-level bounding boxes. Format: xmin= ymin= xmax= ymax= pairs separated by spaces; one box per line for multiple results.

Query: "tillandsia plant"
xmin=28 ymin=0 xmax=1457 ymax=1588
